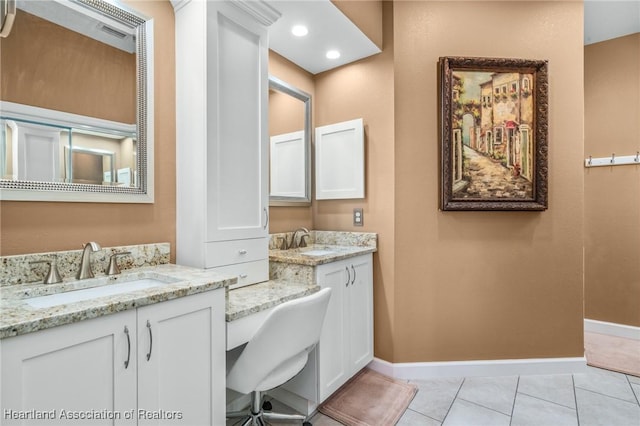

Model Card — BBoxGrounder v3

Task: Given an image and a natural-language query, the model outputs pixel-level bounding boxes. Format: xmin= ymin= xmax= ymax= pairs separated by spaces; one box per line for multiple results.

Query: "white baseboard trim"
xmin=584 ymin=319 xmax=640 ymax=341
xmin=367 ymin=356 xmax=587 ymax=380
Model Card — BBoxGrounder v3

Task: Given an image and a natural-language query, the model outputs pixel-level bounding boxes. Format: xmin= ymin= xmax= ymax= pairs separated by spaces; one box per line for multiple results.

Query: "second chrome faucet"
xmin=76 ymin=242 xmax=101 ymax=280
xmin=287 ymin=227 xmax=310 ymax=250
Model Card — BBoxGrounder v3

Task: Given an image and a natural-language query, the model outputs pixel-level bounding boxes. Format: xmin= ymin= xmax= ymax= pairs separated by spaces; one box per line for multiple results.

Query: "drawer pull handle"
xmin=345 ymin=266 xmax=351 ymax=287
xmin=124 ymin=326 xmax=131 ymax=369
xmin=146 ymin=320 xmax=153 ymax=361
xmin=239 ymin=274 xmax=248 ymax=279
xmin=239 ymin=249 xmax=247 ymax=255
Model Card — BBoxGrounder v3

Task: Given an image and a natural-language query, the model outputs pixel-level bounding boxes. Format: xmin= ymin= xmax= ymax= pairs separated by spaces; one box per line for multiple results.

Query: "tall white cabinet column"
xmin=174 ymin=0 xmax=280 ymax=286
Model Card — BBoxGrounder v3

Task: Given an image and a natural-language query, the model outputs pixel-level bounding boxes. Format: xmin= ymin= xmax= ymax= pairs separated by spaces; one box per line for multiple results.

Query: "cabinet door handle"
xmin=146 ymin=320 xmax=153 ymax=361
xmin=124 ymin=326 xmax=131 ymax=369
xmin=263 ymin=208 xmax=269 ymax=230
xmin=351 ymin=265 xmax=356 ymax=285
xmin=345 ymin=266 xmax=351 ymax=287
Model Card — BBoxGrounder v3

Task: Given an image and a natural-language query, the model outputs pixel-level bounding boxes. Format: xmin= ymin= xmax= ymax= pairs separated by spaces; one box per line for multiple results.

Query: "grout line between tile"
xmin=509 ymin=376 xmax=520 ymax=426
xmin=626 ymin=375 xmax=640 ymax=406
xmin=441 ymin=378 xmax=465 ymax=425
xmin=517 ymin=391 xmax=578 ymax=411
xmin=405 ymin=408 xmax=443 ymax=425
xmin=574 ymin=384 xmax=640 ymax=406
xmin=573 ymin=375 xmax=581 ymax=426
xmin=456 ymin=397 xmax=513 ymax=419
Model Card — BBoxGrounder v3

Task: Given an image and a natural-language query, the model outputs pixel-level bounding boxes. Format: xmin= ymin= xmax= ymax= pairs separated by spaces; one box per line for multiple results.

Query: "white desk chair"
xmin=226 ymin=288 xmax=331 ymax=426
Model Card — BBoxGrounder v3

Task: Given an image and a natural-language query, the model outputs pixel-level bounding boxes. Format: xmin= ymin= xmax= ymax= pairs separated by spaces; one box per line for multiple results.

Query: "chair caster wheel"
xmin=303 ymin=422 xmax=312 ymax=426
xmin=262 ymin=400 xmax=272 ymax=411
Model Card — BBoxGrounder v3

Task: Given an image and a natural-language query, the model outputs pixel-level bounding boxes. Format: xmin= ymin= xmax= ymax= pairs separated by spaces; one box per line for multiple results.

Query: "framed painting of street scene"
xmin=439 ymin=56 xmax=548 ymax=211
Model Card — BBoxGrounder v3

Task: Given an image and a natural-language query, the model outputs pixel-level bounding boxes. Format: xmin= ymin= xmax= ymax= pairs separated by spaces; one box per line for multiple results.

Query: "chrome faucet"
xmin=76 ymin=242 xmax=101 ymax=280
xmin=287 ymin=227 xmax=310 ymax=250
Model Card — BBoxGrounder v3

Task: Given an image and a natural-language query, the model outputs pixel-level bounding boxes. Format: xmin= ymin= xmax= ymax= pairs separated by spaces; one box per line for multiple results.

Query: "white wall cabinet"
xmin=0 ymin=291 xmax=225 ymax=425
xmin=315 ymin=118 xmax=365 ymax=200
xmin=174 ymin=0 xmax=279 ymax=286
xmin=277 ymin=253 xmax=373 ymax=410
xmin=270 ymin=130 xmax=306 ymax=198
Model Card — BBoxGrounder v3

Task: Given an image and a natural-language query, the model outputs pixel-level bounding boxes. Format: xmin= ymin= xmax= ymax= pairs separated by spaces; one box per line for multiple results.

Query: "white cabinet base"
xmin=278 ymin=254 xmax=373 ymax=412
xmin=1 ymin=290 xmax=225 ymax=426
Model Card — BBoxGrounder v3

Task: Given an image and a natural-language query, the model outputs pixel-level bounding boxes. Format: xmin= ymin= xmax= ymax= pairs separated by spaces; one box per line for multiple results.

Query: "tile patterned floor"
xmin=229 ymin=366 xmax=640 ymax=426
xmin=311 ymin=366 xmax=640 ymax=426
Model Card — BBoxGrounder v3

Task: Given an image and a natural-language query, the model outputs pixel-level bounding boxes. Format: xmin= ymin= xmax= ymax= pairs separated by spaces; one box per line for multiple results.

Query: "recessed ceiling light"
xmin=291 ymin=25 xmax=308 ymax=37
xmin=326 ymin=50 xmax=340 ymax=59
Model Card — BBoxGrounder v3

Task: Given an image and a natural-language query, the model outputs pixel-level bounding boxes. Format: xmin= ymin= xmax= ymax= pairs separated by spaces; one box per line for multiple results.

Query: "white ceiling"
xmin=266 ymin=0 xmax=380 ymax=75
xmin=268 ymin=0 xmax=640 ymax=75
xmin=584 ymin=0 xmax=640 ymax=45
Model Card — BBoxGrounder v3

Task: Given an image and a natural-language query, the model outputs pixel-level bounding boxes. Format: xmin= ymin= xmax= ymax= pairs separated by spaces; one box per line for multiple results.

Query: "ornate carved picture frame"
xmin=439 ymin=56 xmax=548 ymax=211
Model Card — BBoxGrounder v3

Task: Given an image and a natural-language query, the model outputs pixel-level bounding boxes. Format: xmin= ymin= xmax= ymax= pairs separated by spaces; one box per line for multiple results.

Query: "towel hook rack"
xmin=585 ymin=151 xmax=640 ymax=168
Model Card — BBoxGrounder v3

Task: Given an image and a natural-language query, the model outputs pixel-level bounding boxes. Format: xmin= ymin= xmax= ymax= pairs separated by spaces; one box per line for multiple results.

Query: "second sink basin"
xmin=300 ymin=249 xmax=336 ymax=257
xmin=26 ymin=276 xmax=177 ymax=309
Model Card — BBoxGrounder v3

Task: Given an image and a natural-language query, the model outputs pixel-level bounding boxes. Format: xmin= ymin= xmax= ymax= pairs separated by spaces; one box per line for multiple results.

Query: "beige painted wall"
xmin=392 ymin=1 xmax=584 ymax=362
xmin=313 ymin=1 xmax=585 ymax=363
xmin=584 ymin=33 xmax=640 ymax=327
xmin=0 ymin=0 xmax=176 ymax=260
xmin=1 ymin=0 xmax=592 ymax=364
xmin=332 ymin=0 xmax=383 ymax=50
xmin=313 ymin=1 xmax=396 ymax=361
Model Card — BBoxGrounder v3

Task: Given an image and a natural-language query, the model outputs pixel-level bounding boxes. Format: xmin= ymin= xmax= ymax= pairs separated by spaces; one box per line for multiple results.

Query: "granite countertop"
xmin=0 ymin=264 xmax=236 ymax=339
xmin=269 ymin=244 xmax=377 ymax=266
xmin=226 ymin=279 xmax=319 ymax=322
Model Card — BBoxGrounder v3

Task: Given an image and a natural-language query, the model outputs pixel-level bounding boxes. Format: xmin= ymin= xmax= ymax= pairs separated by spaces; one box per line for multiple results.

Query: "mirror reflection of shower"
xmin=0 ymin=0 xmax=138 ymax=187
xmin=0 ymin=117 xmax=136 ymax=186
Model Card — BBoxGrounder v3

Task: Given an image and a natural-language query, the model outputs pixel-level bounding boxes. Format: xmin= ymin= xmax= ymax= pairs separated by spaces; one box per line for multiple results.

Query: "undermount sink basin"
xmin=26 ymin=277 xmax=175 ymax=309
xmin=300 ymin=249 xmax=336 ymax=257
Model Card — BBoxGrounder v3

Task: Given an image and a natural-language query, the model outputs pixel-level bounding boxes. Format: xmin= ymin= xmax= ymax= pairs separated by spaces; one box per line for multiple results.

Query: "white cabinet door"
xmin=317 ymin=259 xmax=350 ymax=402
xmin=315 ymin=118 xmax=365 ymax=200
xmin=316 ymin=254 xmax=373 ymax=402
xmin=348 ymin=256 xmax=374 ymax=372
xmin=270 ymin=130 xmax=306 ymax=198
xmin=205 ymin=1 xmax=269 ymax=243
xmin=137 ymin=291 xmax=225 ymax=426
xmin=0 ymin=310 xmax=137 ymax=425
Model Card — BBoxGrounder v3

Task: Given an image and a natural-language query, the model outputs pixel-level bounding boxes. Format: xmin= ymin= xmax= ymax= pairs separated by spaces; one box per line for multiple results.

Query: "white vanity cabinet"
xmin=277 ymin=253 xmax=374 ymax=409
xmin=317 ymin=254 xmax=374 ymax=401
xmin=0 ymin=291 xmax=225 ymax=425
xmin=1 ymin=309 xmax=137 ymax=425
xmin=174 ymin=0 xmax=279 ymax=287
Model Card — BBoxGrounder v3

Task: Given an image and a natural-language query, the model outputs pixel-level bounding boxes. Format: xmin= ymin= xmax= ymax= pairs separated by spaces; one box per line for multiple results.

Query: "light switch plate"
xmin=353 ymin=208 xmax=363 ymax=226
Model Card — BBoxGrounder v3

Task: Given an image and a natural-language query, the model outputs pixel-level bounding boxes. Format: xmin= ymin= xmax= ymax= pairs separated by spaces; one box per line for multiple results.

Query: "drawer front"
xmin=213 ymin=260 xmax=268 ymax=289
xmin=226 ymin=307 xmax=272 ymax=350
xmin=205 ymin=238 xmax=268 ymax=268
